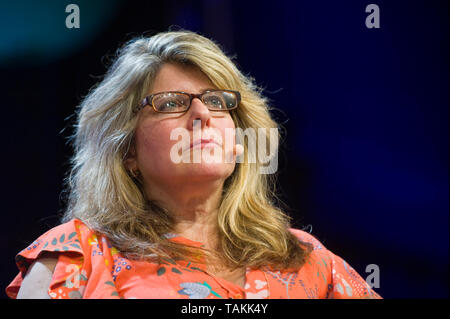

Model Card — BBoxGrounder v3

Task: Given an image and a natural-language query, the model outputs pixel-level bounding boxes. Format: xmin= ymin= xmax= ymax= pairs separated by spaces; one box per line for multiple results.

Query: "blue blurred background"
xmin=0 ymin=0 xmax=448 ymax=298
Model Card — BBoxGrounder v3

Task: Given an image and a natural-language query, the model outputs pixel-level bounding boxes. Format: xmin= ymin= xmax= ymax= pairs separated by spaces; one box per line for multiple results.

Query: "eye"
xmin=210 ymin=97 xmax=223 ymax=107
xmin=153 ymin=94 xmax=187 ymax=112
xmin=204 ymin=95 xmax=225 ymax=109
xmin=162 ymin=100 xmax=179 ymax=108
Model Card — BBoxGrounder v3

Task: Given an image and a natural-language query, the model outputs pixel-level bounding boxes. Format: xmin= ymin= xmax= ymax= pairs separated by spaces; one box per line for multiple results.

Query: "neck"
xmin=146 ymin=179 xmax=224 ymax=247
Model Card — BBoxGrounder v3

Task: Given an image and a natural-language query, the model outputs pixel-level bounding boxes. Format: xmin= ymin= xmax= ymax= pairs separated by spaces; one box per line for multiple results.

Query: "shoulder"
xmin=288 ymin=227 xmax=326 ymax=251
xmin=16 ymin=219 xmax=94 ymax=263
xmin=288 ymin=227 xmax=382 ymax=299
xmin=42 ymin=218 xmax=93 ymax=241
xmin=16 ymin=252 xmax=58 ymax=299
xmin=6 ymin=219 xmax=98 ymax=299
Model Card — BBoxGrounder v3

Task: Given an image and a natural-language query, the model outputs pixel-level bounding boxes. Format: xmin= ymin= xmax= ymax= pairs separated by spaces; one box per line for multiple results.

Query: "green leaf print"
xmin=80 ymin=273 xmax=88 ymax=281
xmin=171 ymin=267 xmax=182 ymax=274
xmin=68 ymin=232 xmax=77 ymax=240
xmin=157 ymin=267 xmax=166 ymax=276
xmin=59 ymin=234 xmax=65 ymax=243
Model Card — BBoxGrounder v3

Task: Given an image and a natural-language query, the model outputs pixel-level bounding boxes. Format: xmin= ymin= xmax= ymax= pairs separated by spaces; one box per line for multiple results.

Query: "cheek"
xmin=220 ymin=116 xmax=237 ymax=149
xmin=135 ymin=122 xmax=174 ymax=168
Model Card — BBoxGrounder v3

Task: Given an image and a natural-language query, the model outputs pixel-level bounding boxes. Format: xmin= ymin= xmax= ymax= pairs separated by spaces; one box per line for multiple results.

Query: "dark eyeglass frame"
xmin=135 ymin=89 xmax=241 ymax=113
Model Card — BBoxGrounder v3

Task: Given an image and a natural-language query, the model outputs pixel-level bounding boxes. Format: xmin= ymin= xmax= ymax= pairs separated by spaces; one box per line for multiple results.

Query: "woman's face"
xmin=127 ymin=62 xmax=238 ymax=193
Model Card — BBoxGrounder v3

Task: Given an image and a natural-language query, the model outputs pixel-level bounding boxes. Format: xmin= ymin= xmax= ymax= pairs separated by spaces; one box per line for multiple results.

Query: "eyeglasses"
xmin=136 ymin=90 xmax=241 ymax=113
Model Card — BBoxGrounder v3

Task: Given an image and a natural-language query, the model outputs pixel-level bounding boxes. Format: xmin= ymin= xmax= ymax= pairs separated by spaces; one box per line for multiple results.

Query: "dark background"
xmin=0 ymin=0 xmax=448 ymax=298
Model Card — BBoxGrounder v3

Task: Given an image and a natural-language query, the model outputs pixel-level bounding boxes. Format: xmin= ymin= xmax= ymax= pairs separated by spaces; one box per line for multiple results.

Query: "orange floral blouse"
xmin=6 ymin=219 xmax=381 ymax=299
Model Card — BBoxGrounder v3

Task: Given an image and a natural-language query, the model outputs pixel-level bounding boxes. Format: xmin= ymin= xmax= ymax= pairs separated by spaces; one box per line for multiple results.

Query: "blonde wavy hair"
xmin=62 ymin=30 xmax=312 ymax=270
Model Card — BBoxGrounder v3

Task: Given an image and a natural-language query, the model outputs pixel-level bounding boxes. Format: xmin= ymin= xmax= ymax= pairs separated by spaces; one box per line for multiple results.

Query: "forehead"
xmin=150 ymin=62 xmax=216 ymax=94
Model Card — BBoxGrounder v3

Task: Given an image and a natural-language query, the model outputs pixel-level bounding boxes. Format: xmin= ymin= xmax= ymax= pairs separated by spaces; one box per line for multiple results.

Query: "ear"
xmin=124 ymin=144 xmax=138 ymax=172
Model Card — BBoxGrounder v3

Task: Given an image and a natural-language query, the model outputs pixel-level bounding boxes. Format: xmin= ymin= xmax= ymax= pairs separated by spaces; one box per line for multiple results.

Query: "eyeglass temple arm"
xmin=134 ymin=96 xmax=150 ymax=113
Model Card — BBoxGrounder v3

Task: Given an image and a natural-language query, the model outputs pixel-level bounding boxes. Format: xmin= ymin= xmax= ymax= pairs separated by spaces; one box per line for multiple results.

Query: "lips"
xmin=190 ymin=138 xmax=221 ymax=149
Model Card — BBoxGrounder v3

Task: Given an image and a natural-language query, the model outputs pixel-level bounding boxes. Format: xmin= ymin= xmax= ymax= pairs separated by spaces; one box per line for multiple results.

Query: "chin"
xmin=181 ymin=162 xmax=235 ymax=180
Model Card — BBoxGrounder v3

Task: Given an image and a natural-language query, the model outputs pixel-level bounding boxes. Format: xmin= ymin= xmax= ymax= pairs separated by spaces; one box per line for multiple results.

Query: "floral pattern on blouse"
xmin=6 ymin=219 xmax=381 ymax=299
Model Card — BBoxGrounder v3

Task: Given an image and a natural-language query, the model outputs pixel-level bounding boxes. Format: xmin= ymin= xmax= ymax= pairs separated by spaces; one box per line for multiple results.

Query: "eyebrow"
xmin=201 ymin=87 xmax=218 ymax=92
xmin=178 ymin=87 xmax=218 ymax=94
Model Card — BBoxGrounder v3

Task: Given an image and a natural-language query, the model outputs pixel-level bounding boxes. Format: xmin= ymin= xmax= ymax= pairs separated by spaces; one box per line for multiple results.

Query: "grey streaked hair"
xmin=62 ymin=30 xmax=312 ymax=270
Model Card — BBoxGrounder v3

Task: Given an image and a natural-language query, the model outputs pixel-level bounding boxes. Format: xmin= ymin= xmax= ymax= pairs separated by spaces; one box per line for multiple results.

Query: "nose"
xmin=186 ymin=97 xmax=211 ymax=130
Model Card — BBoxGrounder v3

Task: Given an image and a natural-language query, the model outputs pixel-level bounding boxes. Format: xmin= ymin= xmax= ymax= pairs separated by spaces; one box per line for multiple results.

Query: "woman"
xmin=6 ymin=30 xmax=381 ymax=299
